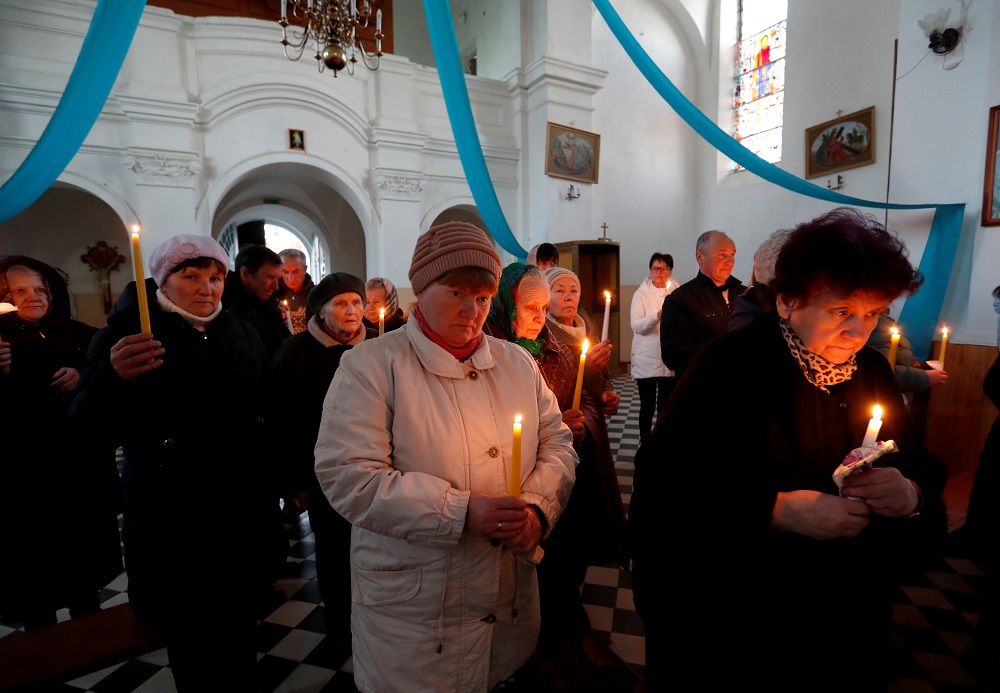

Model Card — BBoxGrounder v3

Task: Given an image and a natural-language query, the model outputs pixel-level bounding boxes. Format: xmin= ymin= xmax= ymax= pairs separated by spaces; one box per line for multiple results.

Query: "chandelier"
xmin=279 ymin=1 xmax=384 ymax=76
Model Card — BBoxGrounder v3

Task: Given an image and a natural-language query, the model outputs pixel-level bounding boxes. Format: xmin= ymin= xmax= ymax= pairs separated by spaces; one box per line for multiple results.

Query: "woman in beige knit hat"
xmin=313 ymin=222 xmax=578 ymax=692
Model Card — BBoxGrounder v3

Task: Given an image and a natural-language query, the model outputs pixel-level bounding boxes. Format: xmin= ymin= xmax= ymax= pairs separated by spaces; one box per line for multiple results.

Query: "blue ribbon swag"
xmin=0 ymin=0 xmax=147 ymax=222
xmin=0 ymin=0 xmax=963 ymax=358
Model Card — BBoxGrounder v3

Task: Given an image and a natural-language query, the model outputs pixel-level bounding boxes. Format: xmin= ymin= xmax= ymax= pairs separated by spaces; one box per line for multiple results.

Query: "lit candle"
xmin=571 ymin=338 xmax=589 ymax=410
xmin=939 ymin=327 xmax=948 ymax=368
xmin=508 ymin=414 xmax=522 ymax=496
xmin=887 ymin=327 xmax=900 ymax=369
xmin=131 ymin=225 xmax=152 ymax=334
xmin=378 ymin=307 xmax=385 ymax=336
xmin=861 ymin=404 xmax=882 ymax=448
xmin=282 ymin=300 xmax=293 ymax=332
xmin=601 ymin=291 xmax=611 ymax=342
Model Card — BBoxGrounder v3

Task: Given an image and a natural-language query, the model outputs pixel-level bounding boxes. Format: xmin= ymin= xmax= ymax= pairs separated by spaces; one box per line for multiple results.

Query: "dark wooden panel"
xmin=147 ymin=0 xmax=394 ymax=54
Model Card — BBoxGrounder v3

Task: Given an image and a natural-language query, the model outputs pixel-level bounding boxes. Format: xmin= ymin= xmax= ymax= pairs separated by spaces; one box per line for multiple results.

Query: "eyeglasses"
xmin=650 ymin=267 xmax=669 ymax=273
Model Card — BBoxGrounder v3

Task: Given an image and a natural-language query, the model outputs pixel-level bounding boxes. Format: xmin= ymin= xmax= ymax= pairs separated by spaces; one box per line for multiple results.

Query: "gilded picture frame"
xmin=544 ymin=122 xmax=600 ymax=185
xmin=804 ymin=107 xmax=875 ymax=179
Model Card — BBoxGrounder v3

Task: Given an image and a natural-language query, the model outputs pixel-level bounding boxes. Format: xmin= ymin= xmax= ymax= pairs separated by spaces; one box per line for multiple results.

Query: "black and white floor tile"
xmin=1 ymin=372 xmax=993 ymax=691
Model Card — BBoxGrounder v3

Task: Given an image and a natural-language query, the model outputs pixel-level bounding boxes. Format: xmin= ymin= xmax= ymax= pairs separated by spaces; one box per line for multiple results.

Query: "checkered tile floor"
xmin=1 ymin=373 xmax=993 ymax=691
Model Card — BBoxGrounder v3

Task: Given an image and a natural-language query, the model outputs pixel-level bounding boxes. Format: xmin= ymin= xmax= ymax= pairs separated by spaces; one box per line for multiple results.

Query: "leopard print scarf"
xmin=779 ymin=318 xmax=856 ymax=392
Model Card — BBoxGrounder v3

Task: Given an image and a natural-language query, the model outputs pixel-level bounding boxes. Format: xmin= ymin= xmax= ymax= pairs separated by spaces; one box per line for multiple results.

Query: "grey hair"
xmin=753 ymin=229 xmax=792 ymax=286
xmin=278 ymin=248 xmax=307 ymax=264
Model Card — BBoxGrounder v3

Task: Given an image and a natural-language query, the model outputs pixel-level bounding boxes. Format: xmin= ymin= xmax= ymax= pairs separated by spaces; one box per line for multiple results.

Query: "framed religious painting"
xmin=804 ymin=107 xmax=875 ymax=179
xmin=289 ymin=129 xmax=305 ymax=152
xmin=544 ymin=122 xmax=600 ymax=184
xmin=983 ymin=105 xmax=1000 ymax=226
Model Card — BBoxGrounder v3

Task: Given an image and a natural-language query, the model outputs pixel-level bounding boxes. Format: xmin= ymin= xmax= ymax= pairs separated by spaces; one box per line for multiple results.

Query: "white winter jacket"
xmin=630 ymin=276 xmax=679 ymax=379
xmin=314 ymin=317 xmax=577 ymax=693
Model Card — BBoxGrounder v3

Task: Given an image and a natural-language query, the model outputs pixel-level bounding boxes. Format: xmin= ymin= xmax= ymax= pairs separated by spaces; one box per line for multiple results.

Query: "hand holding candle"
xmin=887 ymin=327 xmax=900 ymax=369
xmin=861 ymin=404 xmax=882 ymax=448
xmin=572 ymin=339 xmax=588 ymax=410
xmin=378 ymin=307 xmax=385 ymax=336
xmin=508 ymin=414 xmax=522 ymax=496
xmin=601 ymin=291 xmax=611 ymax=342
xmin=130 ymin=225 xmax=152 ymax=335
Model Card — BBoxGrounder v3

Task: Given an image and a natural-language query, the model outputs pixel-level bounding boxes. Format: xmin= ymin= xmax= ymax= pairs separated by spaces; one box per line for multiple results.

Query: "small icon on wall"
xmin=289 ymin=129 xmax=305 ymax=152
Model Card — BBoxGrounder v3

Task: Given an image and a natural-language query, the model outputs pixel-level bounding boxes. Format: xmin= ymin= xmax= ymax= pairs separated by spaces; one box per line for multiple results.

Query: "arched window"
xmin=733 ymin=0 xmax=787 ymax=168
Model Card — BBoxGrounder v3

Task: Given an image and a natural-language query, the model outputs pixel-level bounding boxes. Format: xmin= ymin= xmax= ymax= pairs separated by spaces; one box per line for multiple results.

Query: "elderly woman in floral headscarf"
xmin=485 ymin=262 xmax=627 ymax=645
xmin=362 ymin=276 xmax=406 ymax=334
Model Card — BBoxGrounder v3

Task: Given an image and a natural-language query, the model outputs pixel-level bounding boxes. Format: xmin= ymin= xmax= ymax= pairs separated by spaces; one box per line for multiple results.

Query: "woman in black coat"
xmin=0 ymin=256 xmax=122 ymax=630
xmin=70 ymin=235 xmax=286 ymax=691
xmin=630 ymin=209 xmax=947 ymax=692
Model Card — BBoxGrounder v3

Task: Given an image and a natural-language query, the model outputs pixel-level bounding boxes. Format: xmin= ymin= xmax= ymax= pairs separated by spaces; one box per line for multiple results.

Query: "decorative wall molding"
xmin=124 ymin=149 xmax=202 ymax=187
xmin=373 ymin=169 xmax=427 ymax=199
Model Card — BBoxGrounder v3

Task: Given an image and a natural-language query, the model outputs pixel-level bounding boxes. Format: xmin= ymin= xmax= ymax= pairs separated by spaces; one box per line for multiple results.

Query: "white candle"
xmin=283 ymin=300 xmax=293 ymax=332
xmin=508 ymin=414 xmax=522 ymax=496
xmin=861 ymin=404 xmax=882 ymax=448
xmin=378 ymin=307 xmax=385 ymax=336
xmin=601 ymin=291 xmax=611 ymax=342
xmin=376 ymin=8 xmax=382 ymax=32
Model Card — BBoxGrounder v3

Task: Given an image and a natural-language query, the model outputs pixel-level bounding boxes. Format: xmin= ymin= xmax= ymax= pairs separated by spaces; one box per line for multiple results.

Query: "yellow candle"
xmin=131 ymin=225 xmax=152 ymax=334
xmin=571 ymin=338 xmax=589 ymax=410
xmin=939 ymin=327 xmax=948 ymax=368
xmin=861 ymin=404 xmax=882 ymax=448
xmin=887 ymin=327 xmax=900 ymax=369
xmin=379 ymin=307 xmax=385 ymax=336
xmin=508 ymin=414 xmax=522 ymax=496
xmin=601 ymin=291 xmax=611 ymax=342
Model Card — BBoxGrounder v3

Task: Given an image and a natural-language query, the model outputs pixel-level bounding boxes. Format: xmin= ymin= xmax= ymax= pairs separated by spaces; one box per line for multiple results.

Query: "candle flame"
xmin=889 ymin=327 xmax=898 ymax=335
xmin=604 ymin=291 xmax=611 ymax=300
xmin=581 ymin=338 xmax=589 ymax=355
xmin=514 ymin=414 xmax=522 ymax=424
xmin=379 ymin=308 xmax=385 ymax=317
xmin=942 ymin=327 xmax=948 ymax=336
xmin=283 ymin=299 xmax=288 ymax=307
xmin=872 ymin=404 xmax=882 ymax=421
xmin=131 ymin=224 xmax=140 ymax=235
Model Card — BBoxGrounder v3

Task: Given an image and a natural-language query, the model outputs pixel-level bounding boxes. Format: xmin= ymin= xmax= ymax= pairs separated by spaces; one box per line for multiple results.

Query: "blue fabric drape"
xmin=591 ymin=0 xmax=964 ymax=360
xmin=0 ymin=0 xmax=147 ymax=223
xmin=422 ymin=0 xmax=527 ymax=259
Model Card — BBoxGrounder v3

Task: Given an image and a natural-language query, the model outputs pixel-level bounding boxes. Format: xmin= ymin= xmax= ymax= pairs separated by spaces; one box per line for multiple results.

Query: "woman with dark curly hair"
xmin=630 ymin=208 xmax=947 ymax=692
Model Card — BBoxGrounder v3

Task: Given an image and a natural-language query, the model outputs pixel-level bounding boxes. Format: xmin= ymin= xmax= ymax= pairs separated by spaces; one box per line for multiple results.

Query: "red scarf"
xmin=412 ymin=306 xmax=482 ymax=361
xmin=319 ymin=320 xmax=364 ymax=345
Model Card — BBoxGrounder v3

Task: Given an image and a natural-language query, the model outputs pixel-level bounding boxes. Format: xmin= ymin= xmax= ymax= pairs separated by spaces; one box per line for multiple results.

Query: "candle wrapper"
xmin=833 ymin=440 xmax=898 ymax=499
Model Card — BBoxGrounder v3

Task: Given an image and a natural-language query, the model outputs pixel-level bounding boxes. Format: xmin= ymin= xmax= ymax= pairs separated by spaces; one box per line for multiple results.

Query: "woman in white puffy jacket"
xmin=630 ymin=253 xmax=680 ymax=441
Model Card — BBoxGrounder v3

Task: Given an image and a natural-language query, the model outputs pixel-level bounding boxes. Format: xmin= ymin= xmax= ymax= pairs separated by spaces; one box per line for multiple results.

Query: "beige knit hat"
xmin=408 ymin=222 xmax=502 ymax=294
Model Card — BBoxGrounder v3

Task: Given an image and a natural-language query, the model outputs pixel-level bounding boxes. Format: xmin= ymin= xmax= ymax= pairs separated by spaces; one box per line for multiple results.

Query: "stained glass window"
xmin=733 ymin=1 xmax=787 ymax=168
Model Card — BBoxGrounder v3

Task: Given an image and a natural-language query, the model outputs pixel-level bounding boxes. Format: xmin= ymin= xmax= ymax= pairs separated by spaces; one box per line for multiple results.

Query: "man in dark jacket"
xmin=660 ymin=230 xmax=745 ymax=376
xmin=223 ymin=244 xmax=289 ymax=358
xmin=274 ymin=248 xmax=315 ymax=335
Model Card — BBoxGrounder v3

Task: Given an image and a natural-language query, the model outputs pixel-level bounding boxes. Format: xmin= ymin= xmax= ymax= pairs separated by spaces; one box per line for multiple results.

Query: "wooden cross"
xmin=835 ymin=109 xmax=844 ymax=118
xmin=600 ymin=222 xmax=609 ymax=240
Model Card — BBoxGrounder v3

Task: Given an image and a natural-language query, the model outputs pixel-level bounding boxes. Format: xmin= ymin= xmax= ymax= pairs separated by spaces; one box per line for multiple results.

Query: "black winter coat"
xmin=632 ymin=313 xmax=947 ymax=690
xmin=70 ymin=279 xmax=286 ymax=626
xmin=659 ymin=271 xmax=745 ymax=375
xmin=0 ymin=312 xmax=122 ymax=621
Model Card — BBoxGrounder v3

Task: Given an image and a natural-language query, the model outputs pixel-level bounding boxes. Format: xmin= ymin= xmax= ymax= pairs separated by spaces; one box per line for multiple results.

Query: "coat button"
xmin=162 ymin=438 xmax=175 ymax=448
xmin=468 ymin=371 xmax=479 ymax=380
xmin=488 ymin=446 xmax=500 ymax=457
xmin=480 ymin=614 xmax=497 ymax=624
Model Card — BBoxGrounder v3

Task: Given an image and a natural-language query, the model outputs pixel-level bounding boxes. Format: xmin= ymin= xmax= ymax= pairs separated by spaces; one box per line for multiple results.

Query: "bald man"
xmin=660 ymin=230 xmax=746 ymax=377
